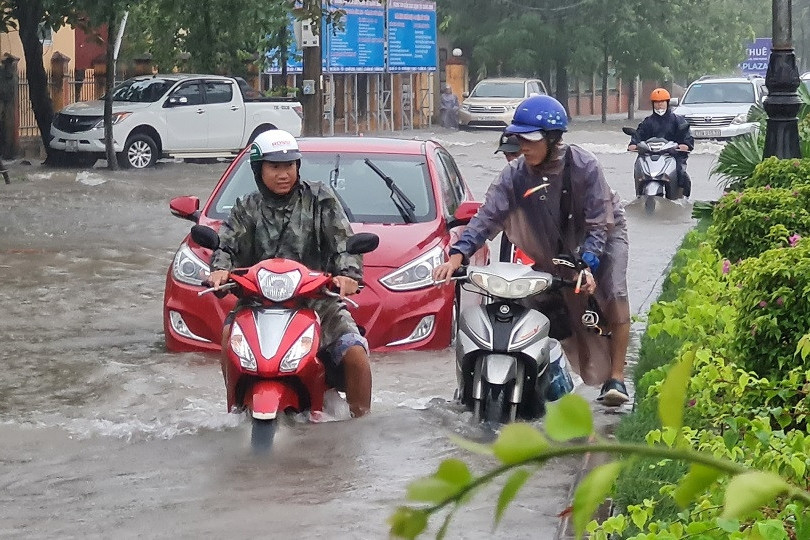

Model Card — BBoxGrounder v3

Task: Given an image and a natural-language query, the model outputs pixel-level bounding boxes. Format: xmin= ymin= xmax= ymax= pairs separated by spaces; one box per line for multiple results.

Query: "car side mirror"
xmin=346 ymin=232 xmax=379 ymax=255
xmin=462 ymin=91 xmax=469 ymax=98
xmin=621 ymin=127 xmax=636 ymax=137
xmin=669 ymin=97 xmax=679 ymax=107
xmin=166 ymin=96 xmax=189 ymax=107
xmin=170 ymin=196 xmax=200 ymax=222
xmin=447 ymin=201 xmax=480 ymax=229
xmin=190 ymin=225 xmax=220 ymax=250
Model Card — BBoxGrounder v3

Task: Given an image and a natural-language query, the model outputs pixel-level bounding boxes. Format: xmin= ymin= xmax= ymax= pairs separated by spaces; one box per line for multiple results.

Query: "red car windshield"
xmin=208 ymin=152 xmax=436 ymax=224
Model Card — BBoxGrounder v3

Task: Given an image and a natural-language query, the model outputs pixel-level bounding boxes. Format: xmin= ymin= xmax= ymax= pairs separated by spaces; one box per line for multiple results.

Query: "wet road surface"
xmin=0 ymin=124 xmax=725 ymax=538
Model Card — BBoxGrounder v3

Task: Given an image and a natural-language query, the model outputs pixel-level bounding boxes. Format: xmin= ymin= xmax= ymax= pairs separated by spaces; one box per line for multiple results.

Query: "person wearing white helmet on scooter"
xmin=435 ymin=95 xmax=632 ymax=406
xmin=207 ymin=129 xmax=372 ymax=418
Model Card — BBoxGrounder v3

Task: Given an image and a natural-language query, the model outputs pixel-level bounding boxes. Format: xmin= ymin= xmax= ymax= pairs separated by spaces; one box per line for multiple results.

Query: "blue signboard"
xmin=387 ymin=0 xmax=437 ymax=72
xmin=325 ymin=0 xmax=385 ymax=72
xmin=740 ymin=37 xmax=772 ymax=77
xmin=265 ymin=19 xmax=303 ymax=74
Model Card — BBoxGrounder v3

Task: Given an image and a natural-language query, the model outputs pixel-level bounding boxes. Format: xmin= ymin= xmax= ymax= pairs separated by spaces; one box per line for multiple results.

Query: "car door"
xmin=203 ymin=80 xmax=244 ymax=151
xmin=162 ymin=81 xmax=207 ymax=151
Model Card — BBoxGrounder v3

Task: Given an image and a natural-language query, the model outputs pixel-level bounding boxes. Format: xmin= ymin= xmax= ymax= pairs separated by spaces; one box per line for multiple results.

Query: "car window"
xmin=204 ymin=81 xmax=233 ymax=104
xmin=110 ymin=78 xmax=172 ymax=102
xmin=528 ymin=81 xmax=541 ymax=95
xmin=170 ymin=82 xmax=204 ymax=106
xmin=209 ymin=152 xmax=436 ymax=224
xmin=470 ymin=82 xmax=525 ymax=98
xmin=681 ymin=82 xmax=756 ymax=104
xmin=433 ymin=153 xmax=461 ymax=216
xmin=437 ymin=151 xmax=466 ymax=203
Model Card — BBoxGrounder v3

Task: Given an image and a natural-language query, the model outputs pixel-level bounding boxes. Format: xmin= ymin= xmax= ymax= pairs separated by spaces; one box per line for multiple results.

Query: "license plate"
xmin=693 ymin=129 xmax=721 ymax=138
xmin=65 ymin=140 xmax=79 ymax=152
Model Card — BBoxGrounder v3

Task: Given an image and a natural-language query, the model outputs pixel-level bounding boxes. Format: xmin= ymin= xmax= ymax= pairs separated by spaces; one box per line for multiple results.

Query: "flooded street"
xmin=0 ymin=124 xmax=725 ymax=539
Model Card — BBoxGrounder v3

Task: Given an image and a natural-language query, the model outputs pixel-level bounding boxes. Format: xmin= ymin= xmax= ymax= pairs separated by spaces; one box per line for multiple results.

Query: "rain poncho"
xmin=440 ymin=92 xmax=459 ymax=128
xmin=451 ymin=144 xmax=629 ymax=385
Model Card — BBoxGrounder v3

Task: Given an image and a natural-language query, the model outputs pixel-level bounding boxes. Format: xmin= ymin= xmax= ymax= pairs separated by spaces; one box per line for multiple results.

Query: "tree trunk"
xmin=627 ymin=75 xmax=635 ymax=121
xmin=555 ymin=62 xmax=569 ymax=117
xmin=105 ymin=8 xmax=118 ymax=170
xmin=601 ymin=48 xmax=608 ymax=124
xmin=301 ymin=0 xmax=323 ymax=136
xmin=16 ymin=0 xmax=55 ymax=159
xmin=280 ymin=23 xmax=288 ymax=82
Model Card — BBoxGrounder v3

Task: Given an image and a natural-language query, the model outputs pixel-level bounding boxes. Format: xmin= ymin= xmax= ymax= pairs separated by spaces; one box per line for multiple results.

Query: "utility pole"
xmin=300 ymin=0 xmax=323 ymax=136
xmin=764 ymin=0 xmax=802 ymax=158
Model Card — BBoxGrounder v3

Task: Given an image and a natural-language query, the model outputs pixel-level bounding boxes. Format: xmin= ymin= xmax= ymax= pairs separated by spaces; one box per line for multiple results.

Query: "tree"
xmin=0 ymin=0 xmax=76 ymax=159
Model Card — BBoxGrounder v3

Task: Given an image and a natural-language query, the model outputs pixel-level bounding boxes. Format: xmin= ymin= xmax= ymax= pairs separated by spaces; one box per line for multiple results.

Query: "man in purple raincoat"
xmin=434 ymin=95 xmax=631 ymax=406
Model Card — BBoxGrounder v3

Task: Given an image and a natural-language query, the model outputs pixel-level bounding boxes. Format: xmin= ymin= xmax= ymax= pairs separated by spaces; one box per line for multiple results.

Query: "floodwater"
xmin=0 ymin=123 xmax=725 ymax=539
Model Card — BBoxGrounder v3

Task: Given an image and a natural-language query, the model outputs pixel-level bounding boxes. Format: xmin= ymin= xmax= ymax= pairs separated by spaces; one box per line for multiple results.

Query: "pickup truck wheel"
xmin=119 ymin=134 xmax=158 ymax=169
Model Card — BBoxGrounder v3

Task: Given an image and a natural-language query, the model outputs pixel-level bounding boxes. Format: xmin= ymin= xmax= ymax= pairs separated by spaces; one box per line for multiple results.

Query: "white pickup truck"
xmin=49 ymin=74 xmax=303 ymax=169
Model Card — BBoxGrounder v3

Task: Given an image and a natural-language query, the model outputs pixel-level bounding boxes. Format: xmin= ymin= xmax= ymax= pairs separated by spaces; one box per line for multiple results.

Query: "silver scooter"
xmin=452 ymin=258 xmax=579 ymax=425
xmin=623 ymin=127 xmax=683 ymax=215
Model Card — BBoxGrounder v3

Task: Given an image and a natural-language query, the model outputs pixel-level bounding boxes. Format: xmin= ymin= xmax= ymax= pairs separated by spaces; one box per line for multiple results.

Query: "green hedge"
xmin=750 ymin=156 xmax=810 ymax=189
xmin=732 ymin=238 xmax=810 ymax=378
xmin=711 ymin=185 xmax=810 ymax=262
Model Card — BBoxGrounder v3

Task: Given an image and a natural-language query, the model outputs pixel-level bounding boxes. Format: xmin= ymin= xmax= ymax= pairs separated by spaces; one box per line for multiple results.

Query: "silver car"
xmin=458 ymin=77 xmax=547 ymax=129
xmin=672 ymin=75 xmax=766 ymax=139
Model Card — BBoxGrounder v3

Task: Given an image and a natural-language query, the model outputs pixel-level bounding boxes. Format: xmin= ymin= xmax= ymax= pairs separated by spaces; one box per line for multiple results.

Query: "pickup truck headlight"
xmin=731 ymin=113 xmax=749 ymax=124
xmin=172 ymin=243 xmax=210 ymax=286
xmin=91 ymin=112 xmax=132 ymax=129
xmin=381 ymin=245 xmax=444 ymax=291
xmin=461 ymin=104 xmax=470 ymax=111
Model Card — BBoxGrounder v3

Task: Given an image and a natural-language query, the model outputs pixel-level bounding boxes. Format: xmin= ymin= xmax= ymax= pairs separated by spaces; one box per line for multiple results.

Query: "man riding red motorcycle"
xmin=206 ymin=129 xmax=372 ymax=419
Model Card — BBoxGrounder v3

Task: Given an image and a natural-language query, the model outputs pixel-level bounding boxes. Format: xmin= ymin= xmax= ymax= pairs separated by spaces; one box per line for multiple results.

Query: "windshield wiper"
xmin=329 ymin=154 xmax=341 ymax=188
xmin=363 ymin=158 xmax=416 ymax=223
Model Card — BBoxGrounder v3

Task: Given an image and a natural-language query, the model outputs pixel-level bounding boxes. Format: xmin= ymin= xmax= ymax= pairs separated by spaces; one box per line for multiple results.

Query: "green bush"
xmin=749 ymin=156 xmax=810 ymax=189
xmin=711 ymin=185 xmax=810 ymax=261
xmin=733 ymin=238 xmax=810 ymax=378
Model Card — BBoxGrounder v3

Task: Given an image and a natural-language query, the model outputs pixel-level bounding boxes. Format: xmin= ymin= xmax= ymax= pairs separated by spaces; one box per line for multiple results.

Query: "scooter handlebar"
xmin=322 ymin=287 xmax=360 ymax=309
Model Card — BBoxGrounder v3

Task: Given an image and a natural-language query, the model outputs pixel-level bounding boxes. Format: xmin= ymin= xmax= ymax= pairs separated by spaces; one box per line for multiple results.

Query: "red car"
xmin=163 ymin=137 xmax=489 ymax=353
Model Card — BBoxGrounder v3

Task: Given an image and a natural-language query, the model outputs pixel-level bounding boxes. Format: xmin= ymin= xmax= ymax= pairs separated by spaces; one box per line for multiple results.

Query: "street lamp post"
xmin=763 ymin=0 xmax=802 ymax=158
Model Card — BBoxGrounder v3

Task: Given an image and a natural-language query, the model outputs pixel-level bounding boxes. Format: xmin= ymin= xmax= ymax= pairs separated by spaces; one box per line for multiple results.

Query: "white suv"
xmin=673 ymin=75 xmax=766 ymax=139
xmin=458 ymin=78 xmax=548 ymax=129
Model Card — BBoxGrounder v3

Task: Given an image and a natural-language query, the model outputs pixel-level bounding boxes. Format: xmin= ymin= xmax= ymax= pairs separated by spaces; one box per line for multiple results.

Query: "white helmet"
xmin=249 ymin=129 xmax=301 ymax=162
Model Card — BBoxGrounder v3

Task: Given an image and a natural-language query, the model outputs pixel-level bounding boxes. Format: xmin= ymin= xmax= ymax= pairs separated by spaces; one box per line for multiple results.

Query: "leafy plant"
xmin=711 ymin=133 xmax=764 ymax=191
xmin=749 ymin=156 xmax=810 ymax=189
xmin=711 ymin=185 xmax=810 ymax=262
xmin=733 ymin=237 xmax=810 ymax=378
xmin=388 ymin=368 xmax=810 ymax=539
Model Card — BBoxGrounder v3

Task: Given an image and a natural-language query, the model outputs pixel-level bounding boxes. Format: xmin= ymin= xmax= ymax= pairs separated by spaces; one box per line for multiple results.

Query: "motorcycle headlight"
xmin=230 ymin=321 xmax=257 ymax=371
xmin=257 ymin=269 xmax=301 ymax=302
xmin=381 ymin=245 xmax=444 ymax=291
xmin=279 ymin=324 xmax=315 ymax=372
xmin=91 ymin=112 xmax=132 ymax=129
xmin=469 ymin=272 xmax=550 ymax=299
xmin=731 ymin=113 xmax=748 ymax=124
xmin=172 ymin=243 xmax=210 ymax=286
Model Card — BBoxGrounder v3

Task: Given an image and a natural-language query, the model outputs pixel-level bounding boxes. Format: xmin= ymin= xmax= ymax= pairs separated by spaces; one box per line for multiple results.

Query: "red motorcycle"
xmin=190 ymin=225 xmax=379 ymax=451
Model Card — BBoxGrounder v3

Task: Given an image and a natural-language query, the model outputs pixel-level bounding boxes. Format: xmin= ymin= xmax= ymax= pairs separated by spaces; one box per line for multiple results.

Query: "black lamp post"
xmin=763 ymin=0 xmax=802 ymax=158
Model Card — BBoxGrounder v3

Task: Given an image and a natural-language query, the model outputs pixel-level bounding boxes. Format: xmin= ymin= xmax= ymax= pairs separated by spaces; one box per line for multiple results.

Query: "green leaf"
xmin=492 ymin=424 xmax=550 ymax=465
xmin=435 ymin=459 xmax=473 ymax=487
xmin=716 ymin=517 xmax=740 ymax=533
xmin=673 ymin=463 xmax=723 ymax=507
xmin=449 ymin=434 xmax=494 ymax=456
xmin=495 ymin=468 xmax=532 ymax=526
xmin=572 ymin=461 xmax=622 ymax=539
xmin=658 ymin=350 xmax=693 ymax=433
xmin=544 ymin=394 xmax=593 ymax=442
xmin=406 ymin=477 xmax=459 ymax=504
xmin=721 ymin=471 xmax=790 ymax=519
xmin=389 ymin=507 xmax=428 ymax=539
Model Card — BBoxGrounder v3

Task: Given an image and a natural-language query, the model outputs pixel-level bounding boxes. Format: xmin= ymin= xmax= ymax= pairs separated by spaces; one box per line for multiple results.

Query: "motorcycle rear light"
xmin=280 ymin=324 xmax=315 ymax=372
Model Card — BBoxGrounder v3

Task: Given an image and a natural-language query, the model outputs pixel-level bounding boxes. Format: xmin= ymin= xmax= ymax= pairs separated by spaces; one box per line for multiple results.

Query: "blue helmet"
xmin=507 ymin=95 xmax=568 ymax=134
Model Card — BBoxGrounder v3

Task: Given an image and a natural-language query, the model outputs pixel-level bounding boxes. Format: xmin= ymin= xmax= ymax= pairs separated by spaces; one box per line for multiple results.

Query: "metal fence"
xmin=16 ymin=68 xmax=109 ymax=139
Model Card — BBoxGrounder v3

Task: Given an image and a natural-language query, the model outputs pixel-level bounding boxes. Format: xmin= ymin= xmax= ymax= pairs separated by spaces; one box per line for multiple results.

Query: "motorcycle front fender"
xmin=645 ymin=181 xmax=665 ymax=196
xmin=481 ymin=353 xmax=518 ymax=385
xmin=245 ymin=380 xmax=301 ymax=420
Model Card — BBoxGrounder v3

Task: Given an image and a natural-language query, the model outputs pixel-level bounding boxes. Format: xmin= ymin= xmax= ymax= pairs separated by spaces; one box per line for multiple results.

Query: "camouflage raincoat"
xmin=451 ymin=143 xmax=629 ymax=385
xmin=210 ymin=178 xmax=363 ymax=348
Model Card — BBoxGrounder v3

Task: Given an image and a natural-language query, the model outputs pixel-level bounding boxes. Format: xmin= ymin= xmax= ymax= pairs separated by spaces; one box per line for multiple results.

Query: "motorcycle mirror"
xmin=190 ymin=225 xmax=220 ymax=250
xmin=347 ymin=232 xmax=379 ymax=255
xmin=621 ymin=127 xmax=636 ymax=137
